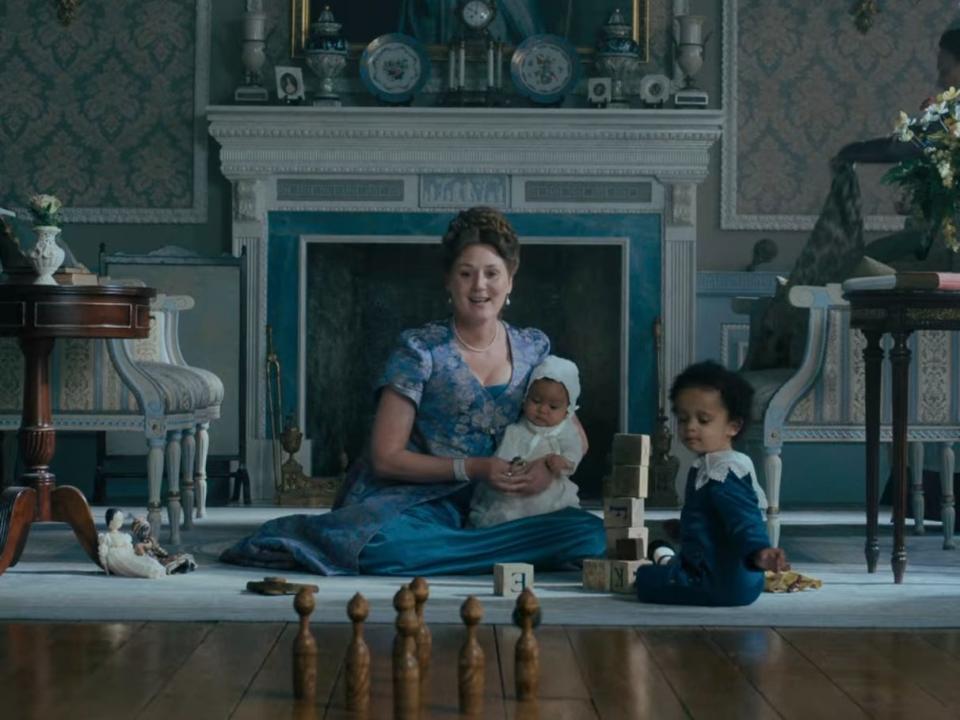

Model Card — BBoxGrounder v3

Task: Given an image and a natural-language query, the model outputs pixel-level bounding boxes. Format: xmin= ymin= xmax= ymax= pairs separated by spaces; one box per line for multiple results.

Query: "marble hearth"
xmin=208 ymin=106 xmax=723 ymax=500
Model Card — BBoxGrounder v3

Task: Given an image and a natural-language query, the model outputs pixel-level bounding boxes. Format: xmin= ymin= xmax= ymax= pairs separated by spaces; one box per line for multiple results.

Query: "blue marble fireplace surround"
xmin=267 ymin=211 xmax=661 ymax=498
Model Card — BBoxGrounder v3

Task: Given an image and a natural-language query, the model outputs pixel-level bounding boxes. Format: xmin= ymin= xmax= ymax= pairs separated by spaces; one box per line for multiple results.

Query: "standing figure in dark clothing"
xmin=635 ymin=361 xmax=789 ymax=607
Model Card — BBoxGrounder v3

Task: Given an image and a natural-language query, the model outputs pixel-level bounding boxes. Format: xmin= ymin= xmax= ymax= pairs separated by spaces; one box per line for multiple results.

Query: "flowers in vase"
xmin=27 ymin=193 xmax=63 ymax=228
xmin=883 ymin=87 xmax=960 ymax=253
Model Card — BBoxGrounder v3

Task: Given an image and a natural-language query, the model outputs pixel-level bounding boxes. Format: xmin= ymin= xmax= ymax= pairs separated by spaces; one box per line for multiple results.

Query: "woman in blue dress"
xmin=221 ymin=206 xmax=605 ymax=575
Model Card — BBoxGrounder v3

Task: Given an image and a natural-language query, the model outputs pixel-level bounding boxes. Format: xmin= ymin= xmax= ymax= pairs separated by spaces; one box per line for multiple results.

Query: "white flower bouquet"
xmin=27 ymin=193 xmax=63 ymax=228
xmin=884 ymin=87 xmax=960 ymax=253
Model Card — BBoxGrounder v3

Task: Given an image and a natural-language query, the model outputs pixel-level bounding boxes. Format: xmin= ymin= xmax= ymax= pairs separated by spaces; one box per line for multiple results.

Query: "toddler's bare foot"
xmin=752 ymin=547 xmax=790 ymax=572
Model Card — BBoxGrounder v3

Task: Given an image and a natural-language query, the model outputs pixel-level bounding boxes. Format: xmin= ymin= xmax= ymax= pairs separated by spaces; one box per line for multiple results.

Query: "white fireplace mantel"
xmin=207 ymin=105 xmax=723 ymax=500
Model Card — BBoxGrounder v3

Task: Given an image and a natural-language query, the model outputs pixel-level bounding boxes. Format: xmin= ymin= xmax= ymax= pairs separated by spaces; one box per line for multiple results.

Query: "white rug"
xmin=2 ymin=506 xmax=958 ymax=627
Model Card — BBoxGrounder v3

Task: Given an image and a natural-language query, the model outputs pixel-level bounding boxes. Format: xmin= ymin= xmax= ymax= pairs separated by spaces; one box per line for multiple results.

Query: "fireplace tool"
xmin=648 ymin=317 xmax=681 ymax=507
xmin=265 ymin=325 xmax=284 ymax=496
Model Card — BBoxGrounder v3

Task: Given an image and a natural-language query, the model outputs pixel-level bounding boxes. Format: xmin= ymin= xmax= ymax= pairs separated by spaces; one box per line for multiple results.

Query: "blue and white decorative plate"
xmin=510 ymin=34 xmax=581 ymax=105
xmin=359 ymin=33 xmax=431 ymax=104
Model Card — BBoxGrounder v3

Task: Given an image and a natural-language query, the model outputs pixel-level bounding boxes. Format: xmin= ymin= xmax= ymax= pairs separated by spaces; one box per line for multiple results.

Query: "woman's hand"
xmin=484 ymin=457 xmax=555 ymax=496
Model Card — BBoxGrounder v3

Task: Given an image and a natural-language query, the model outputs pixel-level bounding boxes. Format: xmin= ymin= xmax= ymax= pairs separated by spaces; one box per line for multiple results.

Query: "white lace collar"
xmin=520 ymin=417 xmax=566 ymax=437
xmin=692 ymin=449 xmax=768 ymax=509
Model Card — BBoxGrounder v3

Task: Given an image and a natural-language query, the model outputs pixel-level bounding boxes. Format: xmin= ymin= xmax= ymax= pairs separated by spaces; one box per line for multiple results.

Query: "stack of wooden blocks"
xmin=582 ymin=433 xmax=651 ymax=593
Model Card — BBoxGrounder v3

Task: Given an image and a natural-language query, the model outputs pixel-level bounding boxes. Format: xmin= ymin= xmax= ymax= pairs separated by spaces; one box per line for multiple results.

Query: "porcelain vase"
xmin=29 ymin=225 xmax=65 ymax=285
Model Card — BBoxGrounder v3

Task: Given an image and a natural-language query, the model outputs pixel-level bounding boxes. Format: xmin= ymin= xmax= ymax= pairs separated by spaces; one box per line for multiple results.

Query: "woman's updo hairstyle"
xmin=441 ymin=206 xmax=520 ymax=275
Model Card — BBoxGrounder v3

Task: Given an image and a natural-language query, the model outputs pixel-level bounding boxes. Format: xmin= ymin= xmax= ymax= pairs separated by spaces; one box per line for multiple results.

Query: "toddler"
xmin=468 ymin=355 xmax=583 ymax=528
xmin=636 ymin=360 xmax=789 ymax=606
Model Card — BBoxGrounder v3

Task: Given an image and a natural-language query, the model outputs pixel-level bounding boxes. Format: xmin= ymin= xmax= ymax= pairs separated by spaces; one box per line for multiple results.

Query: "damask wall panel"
xmin=0 ymin=0 xmax=210 ymax=223
xmin=722 ymin=0 xmax=956 ymax=231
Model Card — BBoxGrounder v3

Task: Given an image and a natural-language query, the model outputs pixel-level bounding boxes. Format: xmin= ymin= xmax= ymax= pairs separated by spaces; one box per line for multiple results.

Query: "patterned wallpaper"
xmin=723 ymin=0 xmax=957 ymax=230
xmin=0 ymin=0 xmax=209 ymax=222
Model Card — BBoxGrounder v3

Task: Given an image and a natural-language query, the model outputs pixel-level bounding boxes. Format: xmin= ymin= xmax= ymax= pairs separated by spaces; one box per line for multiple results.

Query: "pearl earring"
xmin=505 ymin=295 xmax=511 ymax=307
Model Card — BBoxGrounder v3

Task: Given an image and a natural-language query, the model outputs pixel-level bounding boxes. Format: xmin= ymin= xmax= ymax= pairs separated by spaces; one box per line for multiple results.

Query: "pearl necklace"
xmin=453 ymin=321 xmax=500 ymax=353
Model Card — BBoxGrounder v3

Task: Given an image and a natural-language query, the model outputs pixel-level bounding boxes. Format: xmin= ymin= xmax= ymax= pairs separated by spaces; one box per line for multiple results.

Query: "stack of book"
xmin=582 ymin=433 xmax=651 ymax=593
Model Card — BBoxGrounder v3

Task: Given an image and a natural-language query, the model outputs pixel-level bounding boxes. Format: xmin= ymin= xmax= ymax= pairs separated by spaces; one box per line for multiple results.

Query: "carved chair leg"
xmin=165 ymin=430 xmax=182 ymax=546
xmin=910 ymin=441 xmax=925 ymax=535
xmin=194 ymin=422 xmax=209 ymax=519
xmin=763 ymin=448 xmax=783 ymax=548
xmin=146 ymin=437 xmax=165 ymax=541
xmin=941 ymin=443 xmax=956 ymax=550
xmin=180 ymin=428 xmax=196 ymax=531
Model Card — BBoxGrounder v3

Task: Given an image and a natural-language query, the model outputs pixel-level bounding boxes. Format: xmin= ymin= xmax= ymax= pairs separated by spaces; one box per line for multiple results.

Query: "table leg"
xmin=0 ymin=336 xmax=100 ymax=576
xmin=52 ymin=486 xmax=100 ymax=566
xmin=863 ymin=330 xmax=883 ymax=573
xmin=890 ymin=330 xmax=912 ymax=583
xmin=0 ymin=487 xmax=37 ymax=572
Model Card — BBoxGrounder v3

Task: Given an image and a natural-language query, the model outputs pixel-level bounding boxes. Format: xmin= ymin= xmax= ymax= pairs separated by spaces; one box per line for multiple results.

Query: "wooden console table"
xmin=0 ymin=284 xmax=154 ymax=576
xmin=845 ymin=288 xmax=960 ymax=583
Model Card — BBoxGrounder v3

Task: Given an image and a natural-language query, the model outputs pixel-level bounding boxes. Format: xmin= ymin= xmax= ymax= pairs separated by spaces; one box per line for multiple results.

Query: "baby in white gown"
xmin=468 ymin=355 xmax=584 ymax=528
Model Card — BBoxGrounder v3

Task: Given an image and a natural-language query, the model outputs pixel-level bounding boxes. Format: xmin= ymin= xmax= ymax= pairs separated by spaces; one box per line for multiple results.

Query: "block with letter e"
xmin=494 ymin=563 xmax=534 ymax=598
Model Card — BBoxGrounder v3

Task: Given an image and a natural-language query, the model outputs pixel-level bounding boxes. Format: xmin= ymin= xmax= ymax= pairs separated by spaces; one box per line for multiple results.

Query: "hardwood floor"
xmin=4 ymin=623 xmax=959 ymax=719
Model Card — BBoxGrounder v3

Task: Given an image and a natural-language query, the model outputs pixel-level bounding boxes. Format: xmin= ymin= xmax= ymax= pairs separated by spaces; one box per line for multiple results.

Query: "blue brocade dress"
xmin=220 ymin=320 xmax=605 ymax=575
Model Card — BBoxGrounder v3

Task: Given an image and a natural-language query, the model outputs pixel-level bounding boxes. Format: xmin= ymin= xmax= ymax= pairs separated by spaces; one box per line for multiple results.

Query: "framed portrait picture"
xmin=275 ymin=66 xmax=306 ymax=102
xmin=292 ymin=0 xmax=649 ymax=61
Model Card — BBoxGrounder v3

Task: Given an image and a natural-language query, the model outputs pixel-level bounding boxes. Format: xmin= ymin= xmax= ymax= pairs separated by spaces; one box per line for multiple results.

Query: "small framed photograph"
xmin=275 ymin=66 xmax=305 ymax=103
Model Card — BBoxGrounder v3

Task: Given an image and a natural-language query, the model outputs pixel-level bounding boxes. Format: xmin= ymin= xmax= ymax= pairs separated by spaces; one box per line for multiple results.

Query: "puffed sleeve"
xmin=376 ymin=328 xmax=433 ymax=407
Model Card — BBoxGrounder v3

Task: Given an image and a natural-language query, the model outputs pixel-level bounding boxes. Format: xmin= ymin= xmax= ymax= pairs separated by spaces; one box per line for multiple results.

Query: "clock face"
xmin=462 ymin=0 xmax=494 ymax=30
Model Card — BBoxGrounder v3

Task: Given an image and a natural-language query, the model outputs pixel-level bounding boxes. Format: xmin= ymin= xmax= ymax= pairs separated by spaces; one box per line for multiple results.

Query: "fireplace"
xmin=280 ymin=215 xmax=658 ymax=499
xmin=208 ymin=106 xmax=723 ymax=499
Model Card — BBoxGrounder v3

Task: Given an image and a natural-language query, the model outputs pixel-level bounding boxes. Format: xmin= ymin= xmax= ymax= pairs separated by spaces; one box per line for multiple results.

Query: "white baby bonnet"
xmin=527 ymin=355 xmax=580 ymax=415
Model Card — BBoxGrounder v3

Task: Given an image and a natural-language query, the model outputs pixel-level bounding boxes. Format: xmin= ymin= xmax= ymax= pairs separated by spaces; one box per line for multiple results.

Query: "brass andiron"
xmin=279 ymin=416 xmax=307 ymax=494
xmin=649 ymin=318 xmax=680 ymax=507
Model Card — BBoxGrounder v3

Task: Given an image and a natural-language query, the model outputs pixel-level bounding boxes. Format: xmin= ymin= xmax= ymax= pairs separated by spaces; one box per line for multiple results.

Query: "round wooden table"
xmin=0 ymin=283 xmax=155 ymax=575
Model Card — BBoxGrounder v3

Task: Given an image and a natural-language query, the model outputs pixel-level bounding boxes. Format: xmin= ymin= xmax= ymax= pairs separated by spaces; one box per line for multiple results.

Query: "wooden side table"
xmin=0 ymin=284 xmax=154 ymax=576
xmin=845 ymin=288 xmax=960 ymax=583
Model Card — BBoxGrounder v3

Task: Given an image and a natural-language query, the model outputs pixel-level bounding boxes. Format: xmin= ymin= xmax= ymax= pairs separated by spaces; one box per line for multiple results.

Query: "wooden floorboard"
xmin=639 ymin=627 xmax=780 ymax=720
xmin=780 ymin=629 xmax=956 ymax=719
xmin=707 ymin=627 xmax=868 ymax=720
xmin=231 ymin=623 xmax=350 ymax=720
xmin=564 ymin=626 xmax=688 ymax=720
xmin=5 ymin=622 xmax=960 ymax=719
xmin=138 ymin=622 xmax=285 ymax=720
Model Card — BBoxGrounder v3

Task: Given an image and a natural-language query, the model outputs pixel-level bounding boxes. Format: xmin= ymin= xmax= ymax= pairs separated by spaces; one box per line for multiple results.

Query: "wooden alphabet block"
xmin=603 ymin=497 xmax=645 ymax=528
xmin=605 ymin=526 xmax=649 ymax=556
xmin=610 ymin=560 xmax=649 ymax=593
xmin=581 ymin=558 xmax=611 ymax=591
xmin=611 ymin=433 xmax=651 ymax=467
xmin=603 ymin=465 xmax=649 ymax=498
xmin=493 ymin=563 xmax=534 ymax=598
xmin=615 ymin=536 xmax=649 ymax=561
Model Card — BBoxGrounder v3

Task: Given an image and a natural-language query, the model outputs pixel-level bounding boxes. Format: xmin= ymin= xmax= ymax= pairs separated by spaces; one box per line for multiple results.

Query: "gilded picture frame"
xmin=291 ymin=0 xmax=649 ymax=62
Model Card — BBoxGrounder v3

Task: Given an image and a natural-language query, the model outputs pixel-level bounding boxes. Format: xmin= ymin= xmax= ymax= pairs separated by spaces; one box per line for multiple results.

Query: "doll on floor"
xmin=130 ymin=516 xmax=197 ymax=574
xmin=97 ymin=509 xmax=197 ymax=578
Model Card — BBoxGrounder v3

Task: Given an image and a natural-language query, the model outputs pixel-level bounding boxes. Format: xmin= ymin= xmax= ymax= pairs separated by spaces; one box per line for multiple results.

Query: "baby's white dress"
xmin=468 ymin=416 xmax=583 ymax=528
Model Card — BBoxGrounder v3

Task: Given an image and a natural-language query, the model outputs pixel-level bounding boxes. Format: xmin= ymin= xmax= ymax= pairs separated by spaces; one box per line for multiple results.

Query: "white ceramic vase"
xmin=29 ymin=225 xmax=65 ymax=285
